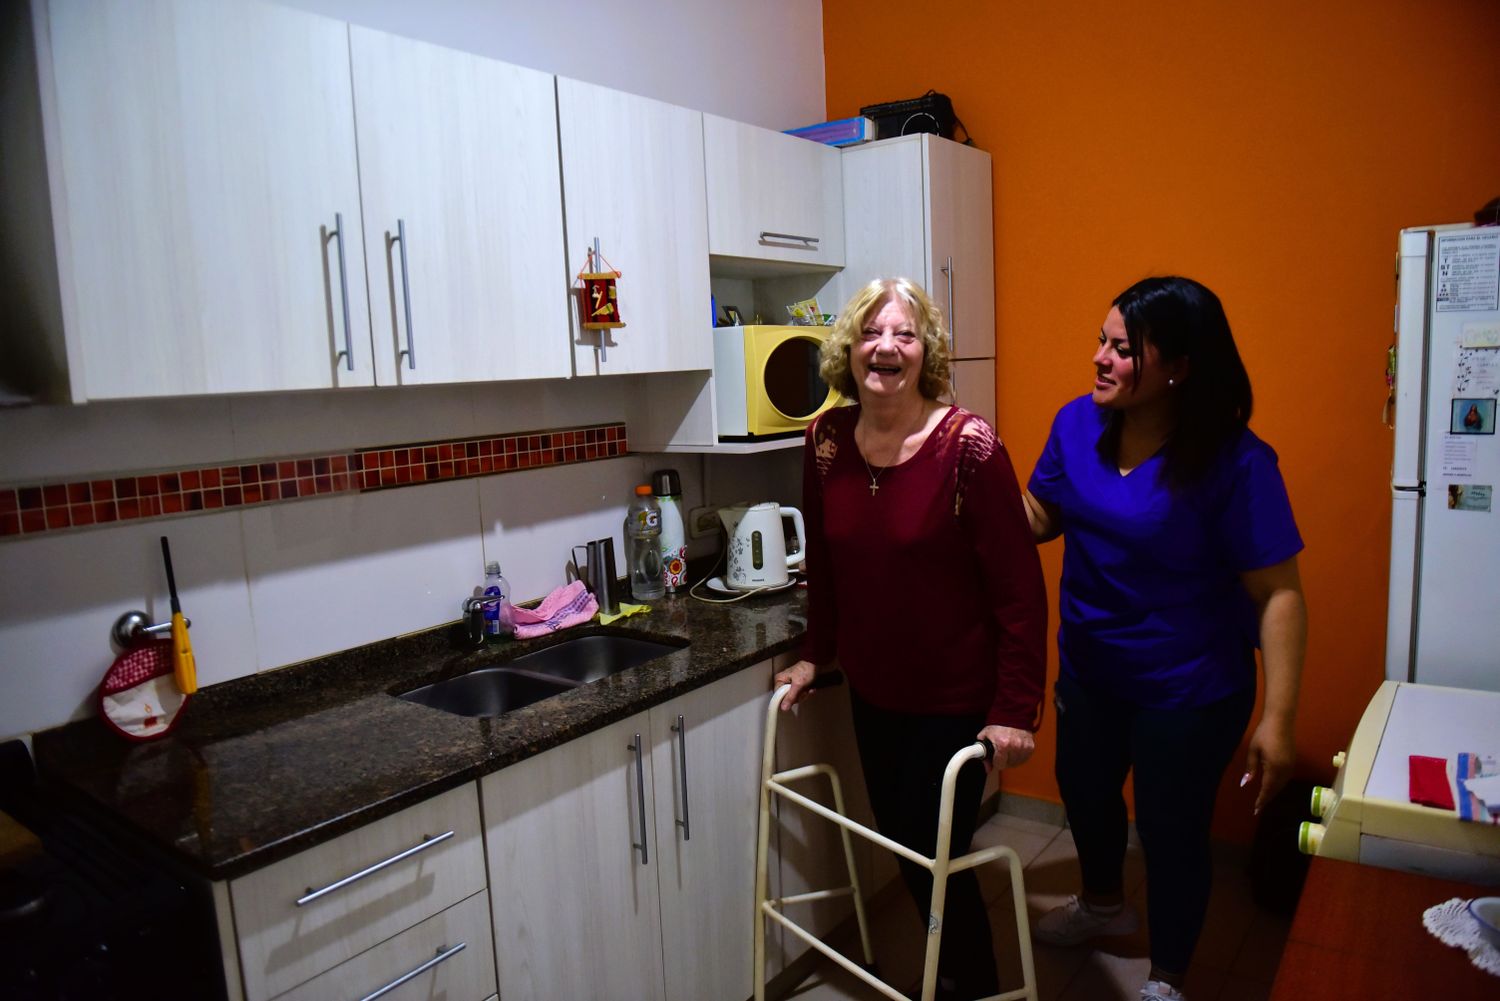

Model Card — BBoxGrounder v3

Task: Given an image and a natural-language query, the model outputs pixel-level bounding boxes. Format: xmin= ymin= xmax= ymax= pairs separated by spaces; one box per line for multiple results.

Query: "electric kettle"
xmin=718 ymin=502 xmax=804 ymax=591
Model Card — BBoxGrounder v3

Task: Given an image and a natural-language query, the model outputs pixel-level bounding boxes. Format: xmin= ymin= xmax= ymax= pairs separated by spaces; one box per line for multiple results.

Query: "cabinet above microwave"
xmin=703 ymin=114 xmax=845 ymax=270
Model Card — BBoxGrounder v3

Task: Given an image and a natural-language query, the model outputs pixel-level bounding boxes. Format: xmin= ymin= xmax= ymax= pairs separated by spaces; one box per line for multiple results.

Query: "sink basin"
xmin=400 ymin=668 xmax=575 ymax=718
xmin=502 ymin=633 xmax=686 ymax=686
xmin=398 ymin=633 xmax=687 ymax=718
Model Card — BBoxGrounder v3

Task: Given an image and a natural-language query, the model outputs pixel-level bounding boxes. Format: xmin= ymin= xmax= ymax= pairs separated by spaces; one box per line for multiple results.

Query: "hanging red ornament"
xmin=575 ymin=248 xmax=626 ymax=330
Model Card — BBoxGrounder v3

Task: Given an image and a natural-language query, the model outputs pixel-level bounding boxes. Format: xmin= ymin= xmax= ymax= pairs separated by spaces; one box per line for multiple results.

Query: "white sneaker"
xmin=1033 ymin=895 xmax=1139 ymax=946
xmin=1139 ymin=980 xmax=1187 ymax=1001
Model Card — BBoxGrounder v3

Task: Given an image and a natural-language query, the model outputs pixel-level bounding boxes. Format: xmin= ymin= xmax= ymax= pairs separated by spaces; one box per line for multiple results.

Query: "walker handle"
xmin=977 ymin=737 xmax=995 ymax=767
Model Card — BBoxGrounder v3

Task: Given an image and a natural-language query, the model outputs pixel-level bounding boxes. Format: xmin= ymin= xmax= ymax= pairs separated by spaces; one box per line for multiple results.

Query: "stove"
xmin=0 ymin=740 xmax=227 ymax=1001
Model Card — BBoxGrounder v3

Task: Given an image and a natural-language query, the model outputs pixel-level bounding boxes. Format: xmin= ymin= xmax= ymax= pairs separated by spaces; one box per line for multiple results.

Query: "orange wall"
xmin=823 ymin=0 xmax=1500 ymax=841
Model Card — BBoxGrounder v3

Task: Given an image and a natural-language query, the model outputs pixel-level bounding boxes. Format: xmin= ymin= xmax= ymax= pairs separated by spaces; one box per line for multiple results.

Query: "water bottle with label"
xmin=624 ymin=485 xmax=665 ymax=600
xmin=482 ymin=561 xmax=511 ymax=640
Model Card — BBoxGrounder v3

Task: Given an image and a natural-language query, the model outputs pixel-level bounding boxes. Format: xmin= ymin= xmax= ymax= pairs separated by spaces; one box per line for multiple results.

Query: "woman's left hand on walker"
xmin=976 ymin=724 xmax=1034 ymax=773
xmin=1242 ymin=717 xmax=1296 ymax=814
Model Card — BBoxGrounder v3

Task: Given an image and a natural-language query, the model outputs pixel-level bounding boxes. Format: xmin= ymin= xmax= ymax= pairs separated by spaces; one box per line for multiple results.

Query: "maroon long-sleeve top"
xmin=798 ymin=404 xmax=1048 ymax=730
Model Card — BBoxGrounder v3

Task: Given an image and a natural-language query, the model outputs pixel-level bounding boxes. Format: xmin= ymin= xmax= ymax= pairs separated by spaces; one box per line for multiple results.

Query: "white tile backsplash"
xmin=227 ymin=384 xmax=479 ymax=457
xmin=240 ymin=477 xmax=484 ymax=670
xmin=0 ymin=510 xmax=256 ymax=739
xmin=0 ymin=396 xmax=236 ymax=482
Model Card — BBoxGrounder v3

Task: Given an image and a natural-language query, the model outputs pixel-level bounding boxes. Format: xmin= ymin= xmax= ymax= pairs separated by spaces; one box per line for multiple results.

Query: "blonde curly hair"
xmin=819 ymin=278 xmax=952 ymax=401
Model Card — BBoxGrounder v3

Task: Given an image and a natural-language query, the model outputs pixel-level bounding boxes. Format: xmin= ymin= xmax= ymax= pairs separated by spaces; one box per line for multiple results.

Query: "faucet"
xmin=460 ymin=594 xmax=506 ymax=647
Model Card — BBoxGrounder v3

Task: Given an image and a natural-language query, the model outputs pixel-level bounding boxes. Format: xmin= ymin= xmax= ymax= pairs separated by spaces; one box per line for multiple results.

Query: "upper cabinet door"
xmin=557 ymin=77 xmax=711 ymax=377
xmin=840 ymin=135 xmax=995 ymax=360
xmin=925 ymin=137 xmax=994 ymax=360
xmin=703 ymin=114 xmax=844 ymax=268
xmin=349 ymin=27 xmax=571 ymax=387
xmin=42 ymin=0 xmax=372 ymax=399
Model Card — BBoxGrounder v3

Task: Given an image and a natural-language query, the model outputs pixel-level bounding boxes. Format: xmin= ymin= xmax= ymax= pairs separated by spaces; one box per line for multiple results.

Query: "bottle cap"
xmin=634 ymin=484 xmax=652 ymax=496
xmin=652 ymin=468 xmax=681 ymax=496
xmin=485 ymin=560 xmax=501 ymax=574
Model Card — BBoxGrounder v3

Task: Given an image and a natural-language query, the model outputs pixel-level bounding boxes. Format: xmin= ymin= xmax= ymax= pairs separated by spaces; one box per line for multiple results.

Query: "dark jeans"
xmin=1053 ymin=673 xmax=1254 ymax=975
xmin=850 ymin=692 xmax=998 ymax=999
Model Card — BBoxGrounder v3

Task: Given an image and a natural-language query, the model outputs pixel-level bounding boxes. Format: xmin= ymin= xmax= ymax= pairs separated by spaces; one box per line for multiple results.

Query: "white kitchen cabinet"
xmin=349 ymin=27 xmax=572 ymax=388
xmin=842 ymin=135 xmax=995 ymax=360
xmin=12 ymin=0 xmax=374 ymax=401
xmin=483 ymin=661 xmax=774 ymax=1001
xmin=228 ymin=783 xmax=489 ymax=1001
xmin=704 ymin=113 xmax=845 ymax=269
xmin=649 ymin=662 xmax=773 ymax=1001
xmin=483 ymin=710 xmax=666 ymax=1001
xmin=556 ymin=76 xmax=712 ymax=378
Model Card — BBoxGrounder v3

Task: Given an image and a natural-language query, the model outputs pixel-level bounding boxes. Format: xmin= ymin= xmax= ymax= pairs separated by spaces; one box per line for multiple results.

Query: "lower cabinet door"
xmin=275 ymin=890 xmax=496 ymax=1001
xmin=649 ymin=662 xmax=773 ymax=1001
xmin=482 ymin=712 xmax=665 ymax=1001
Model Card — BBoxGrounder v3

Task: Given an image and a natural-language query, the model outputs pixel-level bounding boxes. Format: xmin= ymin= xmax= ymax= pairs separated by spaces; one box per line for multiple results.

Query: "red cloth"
xmin=1408 ymin=754 xmax=1455 ymax=811
xmin=799 ymin=405 xmax=1048 ymax=730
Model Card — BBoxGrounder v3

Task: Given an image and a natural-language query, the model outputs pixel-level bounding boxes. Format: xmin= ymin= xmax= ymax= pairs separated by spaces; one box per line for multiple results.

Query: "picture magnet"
xmin=1446 ymin=483 xmax=1493 ymax=512
xmin=1450 ymin=398 xmax=1497 ymax=435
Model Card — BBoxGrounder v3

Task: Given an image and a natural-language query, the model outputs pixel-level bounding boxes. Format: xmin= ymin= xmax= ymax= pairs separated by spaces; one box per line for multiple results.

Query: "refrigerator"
xmin=1387 ymin=223 xmax=1500 ymax=690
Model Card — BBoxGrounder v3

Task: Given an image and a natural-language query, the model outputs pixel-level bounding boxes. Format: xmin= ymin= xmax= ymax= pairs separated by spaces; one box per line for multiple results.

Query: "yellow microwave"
xmin=713 ymin=325 xmax=843 ymax=441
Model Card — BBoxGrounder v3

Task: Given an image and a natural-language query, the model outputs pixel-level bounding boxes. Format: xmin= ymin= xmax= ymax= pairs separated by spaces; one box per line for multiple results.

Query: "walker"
xmin=753 ymin=675 xmax=1038 ymax=1001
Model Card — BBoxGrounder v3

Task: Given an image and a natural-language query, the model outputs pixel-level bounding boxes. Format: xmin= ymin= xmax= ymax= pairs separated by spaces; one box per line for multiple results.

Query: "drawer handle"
xmin=295 ymin=830 xmax=455 ymax=907
xmin=358 ymin=942 xmax=468 ymax=1001
xmin=759 ymin=231 xmax=820 ymax=248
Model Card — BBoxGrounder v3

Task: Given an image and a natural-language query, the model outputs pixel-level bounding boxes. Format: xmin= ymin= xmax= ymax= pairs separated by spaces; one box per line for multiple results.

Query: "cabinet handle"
xmin=295 ymin=830 xmax=455 ymax=906
xmin=330 ymin=212 xmax=355 ymax=372
xmin=358 ymin=942 xmax=467 ymax=1001
xmin=759 ymin=231 xmax=820 ymax=248
xmin=941 ymin=255 xmax=955 ymax=354
xmin=392 ymin=219 xmax=416 ymax=370
xmin=672 ymin=713 xmax=691 ymax=841
xmin=628 ymin=735 xmax=648 ymax=865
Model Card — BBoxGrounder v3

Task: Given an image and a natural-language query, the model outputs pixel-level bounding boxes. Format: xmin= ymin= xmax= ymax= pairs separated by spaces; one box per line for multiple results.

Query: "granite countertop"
xmin=32 ymin=586 xmax=808 ymax=881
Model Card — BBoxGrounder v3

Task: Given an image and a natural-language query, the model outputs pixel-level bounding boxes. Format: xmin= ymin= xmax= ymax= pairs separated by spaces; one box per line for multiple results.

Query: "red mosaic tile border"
xmin=0 ymin=422 xmax=627 ymax=540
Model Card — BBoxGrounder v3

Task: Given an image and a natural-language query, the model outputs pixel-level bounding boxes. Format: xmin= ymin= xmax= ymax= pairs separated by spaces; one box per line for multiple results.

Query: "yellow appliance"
xmin=713 ymin=325 xmax=841 ymax=441
xmin=1301 ymin=680 xmax=1500 ymax=884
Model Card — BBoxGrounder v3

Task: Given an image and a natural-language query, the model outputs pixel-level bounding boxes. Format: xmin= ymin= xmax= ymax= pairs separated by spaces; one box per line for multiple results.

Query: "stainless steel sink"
xmin=399 ymin=668 xmax=575 ymax=718
xmin=502 ymin=633 xmax=685 ymax=685
xmin=399 ymin=633 xmax=686 ymax=718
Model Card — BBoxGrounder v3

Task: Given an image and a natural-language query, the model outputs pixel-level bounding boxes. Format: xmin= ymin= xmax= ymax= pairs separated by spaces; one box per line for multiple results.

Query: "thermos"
xmin=653 ymin=469 xmax=687 ymax=593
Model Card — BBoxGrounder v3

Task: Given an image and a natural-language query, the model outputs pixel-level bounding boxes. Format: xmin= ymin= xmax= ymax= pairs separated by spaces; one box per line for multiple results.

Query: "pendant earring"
xmin=1168 ymin=378 xmax=1176 ymax=386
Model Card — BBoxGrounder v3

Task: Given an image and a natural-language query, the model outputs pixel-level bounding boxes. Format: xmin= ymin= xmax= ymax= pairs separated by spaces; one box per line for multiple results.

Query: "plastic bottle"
xmin=482 ymin=561 xmax=511 ymax=640
xmin=624 ymin=485 xmax=665 ymax=600
xmin=653 ymin=469 xmax=687 ymax=593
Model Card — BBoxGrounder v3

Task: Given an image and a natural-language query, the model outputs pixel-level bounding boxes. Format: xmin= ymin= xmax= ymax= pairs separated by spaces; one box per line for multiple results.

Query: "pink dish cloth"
xmin=510 ymin=580 xmax=598 ymax=640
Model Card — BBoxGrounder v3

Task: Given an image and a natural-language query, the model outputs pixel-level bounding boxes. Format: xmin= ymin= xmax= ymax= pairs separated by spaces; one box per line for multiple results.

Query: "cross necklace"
xmin=859 ymin=407 xmax=927 ymax=496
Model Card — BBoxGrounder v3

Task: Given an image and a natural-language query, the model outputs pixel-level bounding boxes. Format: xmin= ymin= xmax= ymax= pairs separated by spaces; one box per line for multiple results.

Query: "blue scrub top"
xmin=1029 ymin=396 xmax=1303 ymax=709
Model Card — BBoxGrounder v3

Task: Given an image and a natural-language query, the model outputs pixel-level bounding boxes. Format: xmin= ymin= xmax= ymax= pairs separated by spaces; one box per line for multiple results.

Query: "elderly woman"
xmin=774 ymin=277 xmax=1047 ymax=1000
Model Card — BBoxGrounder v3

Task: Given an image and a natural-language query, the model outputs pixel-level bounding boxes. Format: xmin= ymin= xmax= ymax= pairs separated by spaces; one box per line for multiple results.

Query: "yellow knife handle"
xmin=171 ymin=611 xmax=197 ymax=695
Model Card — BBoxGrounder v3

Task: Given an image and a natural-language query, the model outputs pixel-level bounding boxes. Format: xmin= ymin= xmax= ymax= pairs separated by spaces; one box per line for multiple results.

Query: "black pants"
xmin=1053 ymin=673 xmax=1254 ymax=975
xmin=850 ymin=692 xmax=998 ymax=998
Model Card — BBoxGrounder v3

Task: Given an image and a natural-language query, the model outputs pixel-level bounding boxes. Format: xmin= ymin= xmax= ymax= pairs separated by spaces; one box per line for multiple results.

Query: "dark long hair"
xmin=1097 ymin=276 xmax=1253 ymax=488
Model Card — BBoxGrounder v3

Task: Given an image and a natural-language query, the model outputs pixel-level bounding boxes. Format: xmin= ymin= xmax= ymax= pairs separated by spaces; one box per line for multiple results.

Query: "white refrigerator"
xmin=1386 ymin=223 xmax=1500 ymax=690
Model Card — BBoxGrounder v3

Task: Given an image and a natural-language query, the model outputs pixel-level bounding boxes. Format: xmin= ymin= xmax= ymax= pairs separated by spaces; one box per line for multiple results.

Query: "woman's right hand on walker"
xmin=773 ymin=660 xmax=819 ymax=709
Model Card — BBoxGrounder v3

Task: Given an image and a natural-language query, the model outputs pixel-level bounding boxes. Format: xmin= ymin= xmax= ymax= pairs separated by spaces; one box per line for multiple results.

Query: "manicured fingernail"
xmin=1239 ymin=773 xmax=1251 ymax=788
